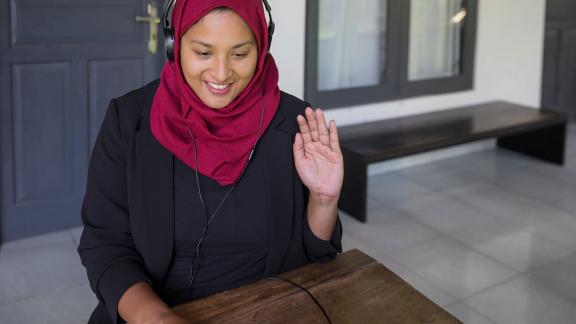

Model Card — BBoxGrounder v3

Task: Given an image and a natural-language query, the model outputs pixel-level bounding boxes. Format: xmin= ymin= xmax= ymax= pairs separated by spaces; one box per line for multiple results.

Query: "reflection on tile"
xmin=464 ymin=276 xmax=576 ymax=324
xmin=528 ymin=252 xmax=576 ymax=303
xmin=515 ymin=206 xmax=576 ymax=249
xmin=447 ymin=219 xmax=573 ymax=272
xmin=445 ymin=302 xmax=497 ymax=324
xmin=392 ymin=193 xmax=498 ymax=233
xmin=0 ymin=283 xmax=97 ymax=324
xmin=392 ymin=237 xmax=517 ymax=300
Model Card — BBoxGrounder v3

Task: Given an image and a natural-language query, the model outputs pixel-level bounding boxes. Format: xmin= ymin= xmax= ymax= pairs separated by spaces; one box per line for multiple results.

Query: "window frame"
xmin=304 ymin=0 xmax=478 ymax=109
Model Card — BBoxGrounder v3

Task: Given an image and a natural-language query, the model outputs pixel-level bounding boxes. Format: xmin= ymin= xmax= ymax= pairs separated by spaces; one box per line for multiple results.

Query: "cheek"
xmin=182 ymin=63 xmax=203 ymax=86
xmin=238 ymin=56 xmax=258 ymax=80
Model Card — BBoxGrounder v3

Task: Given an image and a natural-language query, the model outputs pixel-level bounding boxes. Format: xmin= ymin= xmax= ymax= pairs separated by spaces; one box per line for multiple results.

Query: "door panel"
xmin=88 ymin=58 xmax=144 ymax=147
xmin=11 ymin=1 xmax=141 ymax=45
xmin=557 ymin=29 xmax=576 ymax=120
xmin=12 ymin=62 xmax=82 ymax=203
xmin=542 ymin=0 xmax=576 ymax=122
xmin=0 ymin=0 xmax=165 ymax=242
xmin=541 ymin=29 xmax=559 ymax=109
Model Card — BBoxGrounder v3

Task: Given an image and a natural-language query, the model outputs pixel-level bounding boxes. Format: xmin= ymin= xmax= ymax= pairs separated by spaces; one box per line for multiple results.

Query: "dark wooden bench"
xmin=338 ymin=101 xmax=568 ymax=222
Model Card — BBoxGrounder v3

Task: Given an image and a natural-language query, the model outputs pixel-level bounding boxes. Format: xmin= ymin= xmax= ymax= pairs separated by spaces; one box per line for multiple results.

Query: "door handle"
xmin=136 ymin=2 xmax=161 ymax=54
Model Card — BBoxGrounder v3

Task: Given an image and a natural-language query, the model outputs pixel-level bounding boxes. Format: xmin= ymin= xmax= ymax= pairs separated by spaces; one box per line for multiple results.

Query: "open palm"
xmin=293 ymin=107 xmax=344 ymax=199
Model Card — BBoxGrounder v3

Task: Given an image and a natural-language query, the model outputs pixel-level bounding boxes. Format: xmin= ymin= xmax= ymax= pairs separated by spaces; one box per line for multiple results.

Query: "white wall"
xmin=269 ymin=0 xmax=547 ymax=127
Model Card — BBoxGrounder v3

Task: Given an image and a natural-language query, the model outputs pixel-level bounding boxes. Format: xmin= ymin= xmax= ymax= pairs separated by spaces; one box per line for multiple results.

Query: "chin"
xmin=203 ymin=96 xmax=232 ymax=109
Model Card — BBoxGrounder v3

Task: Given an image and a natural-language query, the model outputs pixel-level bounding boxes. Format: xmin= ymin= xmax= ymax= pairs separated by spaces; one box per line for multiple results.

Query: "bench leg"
xmin=338 ymin=150 xmax=368 ymax=222
xmin=497 ymin=123 xmax=567 ymax=165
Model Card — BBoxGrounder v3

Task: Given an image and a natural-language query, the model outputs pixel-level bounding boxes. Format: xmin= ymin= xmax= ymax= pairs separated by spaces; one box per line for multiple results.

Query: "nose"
xmin=212 ymin=56 xmax=232 ymax=82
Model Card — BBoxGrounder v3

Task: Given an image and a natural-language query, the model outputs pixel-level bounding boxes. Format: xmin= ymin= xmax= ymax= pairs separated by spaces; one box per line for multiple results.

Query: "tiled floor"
xmin=0 ymin=123 xmax=575 ymax=323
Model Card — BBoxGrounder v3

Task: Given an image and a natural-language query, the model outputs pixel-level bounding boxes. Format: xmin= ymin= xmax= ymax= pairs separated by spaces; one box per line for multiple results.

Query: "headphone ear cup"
xmin=164 ymin=28 xmax=175 ymax=61
xmin=162 ymin=0 xmax=176 ymax=61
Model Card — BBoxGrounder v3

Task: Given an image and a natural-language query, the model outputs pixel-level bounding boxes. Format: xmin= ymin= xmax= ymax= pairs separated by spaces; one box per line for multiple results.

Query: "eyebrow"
xmin=189 ymin=40 xmax=255 ymax=49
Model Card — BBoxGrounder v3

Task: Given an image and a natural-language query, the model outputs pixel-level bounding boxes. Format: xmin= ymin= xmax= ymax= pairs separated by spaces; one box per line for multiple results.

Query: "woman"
xmin=78 ymin=0 xmax=343 ymax=323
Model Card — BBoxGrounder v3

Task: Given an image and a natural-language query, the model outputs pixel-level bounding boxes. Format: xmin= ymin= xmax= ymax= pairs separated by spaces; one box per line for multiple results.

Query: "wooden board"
xmin=172 ymin=250 xmax=461 ymax=324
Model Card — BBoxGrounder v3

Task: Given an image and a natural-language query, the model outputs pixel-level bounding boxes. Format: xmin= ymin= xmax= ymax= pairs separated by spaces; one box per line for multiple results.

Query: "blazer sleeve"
xmin=302 ymin=186 xmax=343 ymax=262
xmin=78 ymin=99 xmax=150 ymax=324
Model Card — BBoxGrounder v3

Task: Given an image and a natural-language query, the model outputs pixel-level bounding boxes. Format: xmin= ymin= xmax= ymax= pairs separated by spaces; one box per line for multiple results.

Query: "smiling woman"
xmin=77 ymin=0 xmax=343 ymax=323
xmin=179 ymin=7 xmax=258 ymax=109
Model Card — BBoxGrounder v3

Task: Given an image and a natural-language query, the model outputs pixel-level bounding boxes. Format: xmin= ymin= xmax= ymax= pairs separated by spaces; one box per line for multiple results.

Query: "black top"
xmin=160 ymin=157 xmax=268 ymax=306
xmin=78 ymin=80 xmax=343 ymax=324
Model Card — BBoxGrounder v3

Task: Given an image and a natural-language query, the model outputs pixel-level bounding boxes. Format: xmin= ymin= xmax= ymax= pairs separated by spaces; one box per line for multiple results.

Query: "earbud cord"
xmin=267 ymin=276 xmax=332 ymax=324
xmin=186 ymin=94 xmax=266 ymax=295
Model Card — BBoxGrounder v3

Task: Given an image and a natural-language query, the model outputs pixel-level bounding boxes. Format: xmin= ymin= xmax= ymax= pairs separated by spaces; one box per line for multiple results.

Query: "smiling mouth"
xmin=206 ymin=81 xmax=231 ymax=90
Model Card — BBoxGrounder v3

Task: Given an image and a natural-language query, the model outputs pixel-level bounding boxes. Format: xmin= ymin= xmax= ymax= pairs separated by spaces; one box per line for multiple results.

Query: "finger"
xmin=296 ymin=115 xmax=312 ymax=144
xmin=293 ymin=132 xmax=307 ymax=160
xmin=305 ymin=107 xmax=319 ymax=142
xmin=329 ymin=120 xmax=342 ymax=154
xmin=315 ymin=109 xmax=330 ymax=146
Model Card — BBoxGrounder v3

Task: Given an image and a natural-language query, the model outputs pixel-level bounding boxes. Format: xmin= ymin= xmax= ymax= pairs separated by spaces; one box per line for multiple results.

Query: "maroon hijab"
xmin=150 ymin=0 xmax=280 ymax=185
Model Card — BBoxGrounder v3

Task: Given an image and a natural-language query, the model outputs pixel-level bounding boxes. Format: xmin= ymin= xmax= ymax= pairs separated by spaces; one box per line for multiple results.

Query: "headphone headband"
xmin=163 ymin=0 xmax=275 ymax=61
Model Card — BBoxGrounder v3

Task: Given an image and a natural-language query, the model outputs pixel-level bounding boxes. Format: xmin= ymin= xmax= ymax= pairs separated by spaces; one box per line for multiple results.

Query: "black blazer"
xmin=78 ymin=80 xmax=343 ymax=323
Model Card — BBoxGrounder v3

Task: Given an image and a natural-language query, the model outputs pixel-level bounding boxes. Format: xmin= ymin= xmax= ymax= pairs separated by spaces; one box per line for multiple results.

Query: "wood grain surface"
xmin=172 ymin=250 xmax=461 ymax=324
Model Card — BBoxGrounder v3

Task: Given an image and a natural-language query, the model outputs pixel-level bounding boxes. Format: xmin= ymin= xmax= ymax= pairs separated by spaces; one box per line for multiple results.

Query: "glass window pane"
xmin=409 ymin=0 xmax=465 ymax=81
xmin=317 ymin=0 xmax=387 ymax=91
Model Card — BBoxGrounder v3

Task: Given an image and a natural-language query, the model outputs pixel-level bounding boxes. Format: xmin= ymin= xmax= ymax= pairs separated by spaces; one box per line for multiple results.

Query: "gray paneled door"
xmin=542 ymin=0 xmax=576 ymax=121
xmin=0 ymin=0 xmax=166 ymax=242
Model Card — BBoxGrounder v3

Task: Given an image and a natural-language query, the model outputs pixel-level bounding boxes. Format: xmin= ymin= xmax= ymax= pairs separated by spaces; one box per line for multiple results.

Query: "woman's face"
xmin=180 ymin=9 xmax=258 ymax=109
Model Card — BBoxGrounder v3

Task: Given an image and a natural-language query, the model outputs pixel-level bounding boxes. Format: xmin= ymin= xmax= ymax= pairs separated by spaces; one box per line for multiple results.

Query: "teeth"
xmin=207 ymin=81 xmax=230 ymax=90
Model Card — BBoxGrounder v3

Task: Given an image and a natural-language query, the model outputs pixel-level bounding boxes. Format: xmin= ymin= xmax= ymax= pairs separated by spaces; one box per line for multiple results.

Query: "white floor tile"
xmin=496 ymin=170 xmax=576 ymax=208
xmin=400 ymin=162 xmax=472 ymax=190
xmin=514 ymin=206 xmax=576 ymax=249
xmin=463 ymin=276 xmax=576 ymax=324
xmin=368 ymin=172 xmax=436 ymax=204
xmin=70 ymin=227 xmax=83 ymax=248
xmin=341 ymin=230 xmax=382 ymax=258
xmin=442 ymin=182 xmax=540 ymax=220
xmin=446 ymin=218 xmax=573 ymax=272
xmin=392 ymin=236 xmax=517 ymax=300
xmin=445 ymin=302 xmax=497 ymax=324
xmin=375 ymin=255 xmax=457 ymax=307
xmin=528 ymin=252 xmax=576 ymax=303
xmin=0 ymin=233 xmax=87 ymax=306
xmin=392 ymin=193 xmax=499 ymax=233
xmin=344 ymin=208 xmax=440 ymax=254
xmin=0 ymin=283 xmax=97 ymax=324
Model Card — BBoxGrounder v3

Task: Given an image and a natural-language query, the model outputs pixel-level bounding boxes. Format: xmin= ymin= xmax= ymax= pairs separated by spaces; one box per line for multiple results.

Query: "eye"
xmin=194 ymin=51 xmax=211 ymax=58
xmin=233 ymin=53 xmax=248 ymax=58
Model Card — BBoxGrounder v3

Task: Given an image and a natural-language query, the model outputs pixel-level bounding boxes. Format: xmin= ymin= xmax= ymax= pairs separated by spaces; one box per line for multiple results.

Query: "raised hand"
xmin=293 ymin=107 xmax=344 ymax=202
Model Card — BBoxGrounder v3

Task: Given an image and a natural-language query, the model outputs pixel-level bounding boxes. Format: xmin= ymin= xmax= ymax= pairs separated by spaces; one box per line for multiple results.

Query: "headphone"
xmin=162 ymin=0 xmax=276 ymax=61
